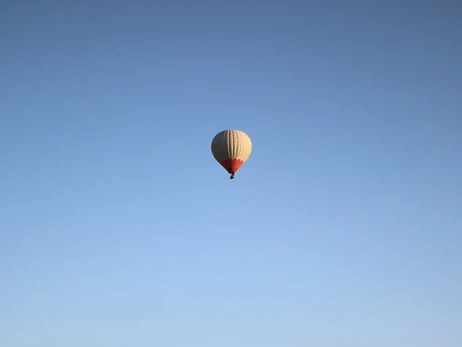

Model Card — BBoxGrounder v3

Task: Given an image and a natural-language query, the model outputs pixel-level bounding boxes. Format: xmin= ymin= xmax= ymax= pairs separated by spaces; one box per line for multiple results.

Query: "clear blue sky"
xmin=1 ymin=1 xmax=461 ymax=346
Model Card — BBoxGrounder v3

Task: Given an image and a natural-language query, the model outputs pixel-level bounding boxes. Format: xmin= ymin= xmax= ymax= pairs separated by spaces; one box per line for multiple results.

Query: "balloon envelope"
xmin=211 ymin=129 xmax=252 ymax=178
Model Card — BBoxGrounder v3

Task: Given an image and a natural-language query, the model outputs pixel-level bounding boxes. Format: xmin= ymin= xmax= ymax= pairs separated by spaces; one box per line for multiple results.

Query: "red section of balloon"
xmin=220 ymin=159 xmax=244 ymax=174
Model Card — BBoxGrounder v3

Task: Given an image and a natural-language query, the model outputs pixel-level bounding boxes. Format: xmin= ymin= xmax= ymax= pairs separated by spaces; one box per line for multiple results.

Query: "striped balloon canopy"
xmin=211 ymin=129 xmax=252 ymax=179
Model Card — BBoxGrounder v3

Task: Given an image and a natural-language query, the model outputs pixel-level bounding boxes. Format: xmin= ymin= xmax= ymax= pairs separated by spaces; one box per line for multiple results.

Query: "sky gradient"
xmin=1 ymin=1 xmax=461 ymax=346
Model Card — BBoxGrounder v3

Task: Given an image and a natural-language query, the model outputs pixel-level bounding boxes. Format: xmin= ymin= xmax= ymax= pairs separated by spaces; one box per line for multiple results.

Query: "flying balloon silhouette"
xmin=211 ymin=129 xmax=252 ymax=179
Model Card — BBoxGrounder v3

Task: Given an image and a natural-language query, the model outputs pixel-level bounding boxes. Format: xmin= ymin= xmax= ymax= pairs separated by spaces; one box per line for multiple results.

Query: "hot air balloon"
xmin=211 ymin=129 xmax=252 ymax=179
